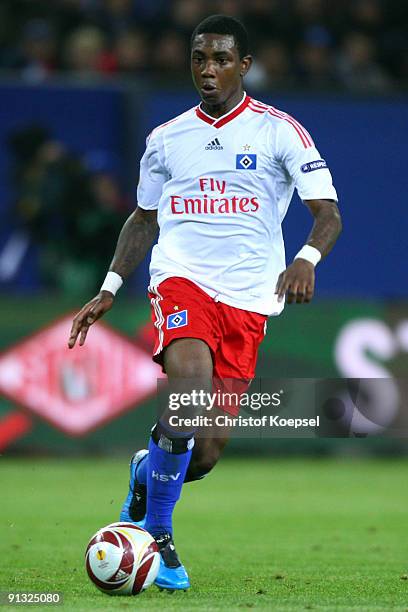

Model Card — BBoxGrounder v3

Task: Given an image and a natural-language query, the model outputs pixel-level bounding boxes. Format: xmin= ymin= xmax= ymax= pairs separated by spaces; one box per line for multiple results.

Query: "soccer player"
xmin=68 ymin=15 xmax=342 ymax=591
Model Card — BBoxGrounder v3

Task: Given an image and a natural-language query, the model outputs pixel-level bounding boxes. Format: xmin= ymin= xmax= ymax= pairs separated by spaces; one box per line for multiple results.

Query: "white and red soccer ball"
xmin=85 ymin=522 xmax=160 ymax=595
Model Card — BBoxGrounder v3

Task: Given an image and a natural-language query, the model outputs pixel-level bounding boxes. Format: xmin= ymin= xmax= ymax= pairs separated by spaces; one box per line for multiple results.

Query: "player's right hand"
xmin=68 ymin=291 xmax=114 ymax=349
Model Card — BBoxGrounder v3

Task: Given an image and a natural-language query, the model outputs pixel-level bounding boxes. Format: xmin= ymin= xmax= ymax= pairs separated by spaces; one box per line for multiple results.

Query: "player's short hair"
xmin=191 ymin=15 xmax=249 ymax=59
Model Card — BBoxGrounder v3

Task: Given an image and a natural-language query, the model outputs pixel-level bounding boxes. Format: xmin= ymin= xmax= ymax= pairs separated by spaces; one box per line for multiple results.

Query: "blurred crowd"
xmin=2 ymin=125 xmax=128 ymax=293
xmin=0 ymin=0 xmax=407 ymax=93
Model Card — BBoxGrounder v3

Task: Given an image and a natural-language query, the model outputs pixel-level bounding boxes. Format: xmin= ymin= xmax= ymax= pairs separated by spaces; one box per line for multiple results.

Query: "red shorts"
xmin=148 ymin=277 xmax=267 ymax=414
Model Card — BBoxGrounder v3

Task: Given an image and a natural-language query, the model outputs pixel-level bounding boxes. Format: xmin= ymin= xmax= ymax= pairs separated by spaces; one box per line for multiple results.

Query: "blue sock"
xmin=135 ymin=454 xmax=148 ymax=485
xmin=144 ymin=437 xmax=192 ymax=537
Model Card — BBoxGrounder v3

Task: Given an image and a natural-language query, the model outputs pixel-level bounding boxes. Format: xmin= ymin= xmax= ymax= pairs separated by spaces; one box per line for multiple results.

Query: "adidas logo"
xmin=205 ymin=138 xmax=223 ymax=150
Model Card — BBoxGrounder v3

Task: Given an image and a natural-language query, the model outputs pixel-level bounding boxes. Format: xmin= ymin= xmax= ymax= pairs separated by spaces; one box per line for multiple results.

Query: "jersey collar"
xmin=195 ymin=93 xmax=250 ymax=129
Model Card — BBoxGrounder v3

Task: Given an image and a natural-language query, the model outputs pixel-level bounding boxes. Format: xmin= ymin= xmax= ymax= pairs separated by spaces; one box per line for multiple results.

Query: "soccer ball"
xmin=85 ymin=521 xmax=160 ymax=595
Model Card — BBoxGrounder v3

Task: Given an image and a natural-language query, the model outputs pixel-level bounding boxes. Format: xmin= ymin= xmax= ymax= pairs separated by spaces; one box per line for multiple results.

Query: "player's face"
xmin=191 ymin=34 xmax=251 ymax=109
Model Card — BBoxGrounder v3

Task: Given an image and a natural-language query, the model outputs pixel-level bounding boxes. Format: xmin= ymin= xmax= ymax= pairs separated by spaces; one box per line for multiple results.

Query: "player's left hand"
xmin=275 ymin=259 xmax=315 ymax=304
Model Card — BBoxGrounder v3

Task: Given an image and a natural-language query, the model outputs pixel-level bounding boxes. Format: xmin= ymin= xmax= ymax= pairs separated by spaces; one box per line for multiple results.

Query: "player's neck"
xmin=200 ymin=89 xmax=245 ymax=119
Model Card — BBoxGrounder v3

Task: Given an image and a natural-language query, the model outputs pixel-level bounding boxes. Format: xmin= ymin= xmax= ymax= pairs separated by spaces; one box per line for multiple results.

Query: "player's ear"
xmin=240 ymin=55 xmax=252 ymax=77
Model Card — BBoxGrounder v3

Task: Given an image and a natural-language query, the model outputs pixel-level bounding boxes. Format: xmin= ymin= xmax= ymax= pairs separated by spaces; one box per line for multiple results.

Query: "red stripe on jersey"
xmin=249 ymin=99 xmax=269 ymax=109
xmin=248 ymin=103 xmax=266 ymax=114
xmin=149 ymin=111 xmax=193 ymax=141
xmin=214 ymin=94 xmax=250 ymax=128
xmin=195 ymin=94 xmax=250 ymax=128
xmin=268 ymin=105 xmax=314 ymax=147
xmin=250 ymin=99 xmax=314 ymax=148
xmin=157 ymin=117 xmax=180 ymax=130
xmin=267 ymin=109 xmax=310 ymax=149
xmin=195 ymin=106 xmax=215 ymax=125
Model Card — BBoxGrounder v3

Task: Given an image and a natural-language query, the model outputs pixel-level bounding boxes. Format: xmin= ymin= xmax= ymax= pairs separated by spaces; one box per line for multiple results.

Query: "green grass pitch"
xmin=1 ymin=457 xmax=407 ymax=611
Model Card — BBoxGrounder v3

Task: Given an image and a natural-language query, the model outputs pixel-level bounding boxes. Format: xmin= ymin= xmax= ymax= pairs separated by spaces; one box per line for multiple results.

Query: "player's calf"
xmin=184 ymin=434 xmax=229 ymax=481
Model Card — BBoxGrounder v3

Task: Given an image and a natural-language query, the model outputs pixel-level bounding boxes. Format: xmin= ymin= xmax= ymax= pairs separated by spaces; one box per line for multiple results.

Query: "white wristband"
xmin=100 ymin=271 xmax=123 ymax=295
xmin=294 ymin=245 xmax=322 ymax=267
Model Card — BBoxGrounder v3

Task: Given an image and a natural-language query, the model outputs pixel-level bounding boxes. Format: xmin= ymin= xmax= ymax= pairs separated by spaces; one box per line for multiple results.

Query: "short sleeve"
xmin=137 ymin=130 xmax=169 ymax=210
xmin=276 ymin=120 xmax=338 ymax=202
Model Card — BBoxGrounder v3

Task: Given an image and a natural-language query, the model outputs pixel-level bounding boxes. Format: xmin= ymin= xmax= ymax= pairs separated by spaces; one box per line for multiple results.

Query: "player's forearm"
xmin=305 ymin=200 xmax=342 ymax=259
xmin=109 ymin=209 xmax=158 ymax=279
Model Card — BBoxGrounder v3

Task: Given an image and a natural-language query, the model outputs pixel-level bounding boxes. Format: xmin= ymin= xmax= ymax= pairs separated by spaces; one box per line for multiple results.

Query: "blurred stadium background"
xmin=0 ymin=0 xmax=407 ymax=457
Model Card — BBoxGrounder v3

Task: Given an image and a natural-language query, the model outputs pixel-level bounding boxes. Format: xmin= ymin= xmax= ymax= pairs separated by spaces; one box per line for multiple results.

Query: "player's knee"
xmin=166 ymin=357 xmax=211 ymax=381
xmin=181 ymin=356 xmax=210 ymax=379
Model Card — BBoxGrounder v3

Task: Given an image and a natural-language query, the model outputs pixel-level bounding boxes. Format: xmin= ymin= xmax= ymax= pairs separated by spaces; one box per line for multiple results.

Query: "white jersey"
xmin=137 ymin=93 xmax=337 ymax=315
